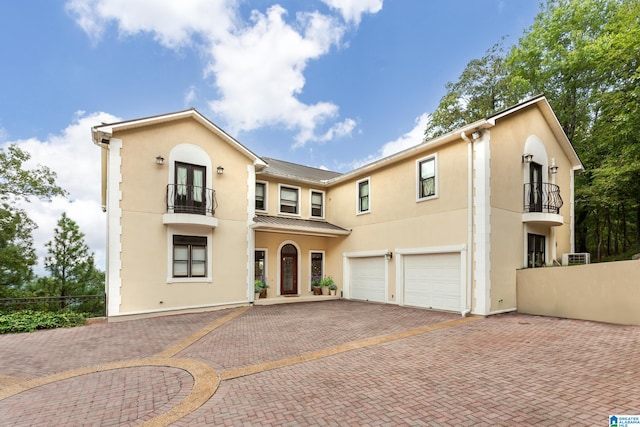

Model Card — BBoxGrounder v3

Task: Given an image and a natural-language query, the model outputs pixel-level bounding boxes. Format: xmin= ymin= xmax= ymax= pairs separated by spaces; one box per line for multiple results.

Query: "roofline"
xmin=250 ymin=222 xmax=351 ymax=237
xmin=91 ymin=108 xmax=267 ymax=168
xmin=328 ymin=95 xmax=583 ymax=184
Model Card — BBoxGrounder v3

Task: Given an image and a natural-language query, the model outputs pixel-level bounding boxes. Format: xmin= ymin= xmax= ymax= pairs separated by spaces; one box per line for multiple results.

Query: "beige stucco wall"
xmin=114 ymin=118 xmax=254 ymax=314
xmin=326 ymin=141 xmax=469 ymax=303
xmin=488 ymin=106 xmax=577 ymax=312
xmin=517 ymin=260 xmax=640 ymax=325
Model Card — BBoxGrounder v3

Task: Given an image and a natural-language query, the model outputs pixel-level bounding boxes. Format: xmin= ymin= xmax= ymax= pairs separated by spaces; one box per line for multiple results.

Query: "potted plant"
xmin=255 ymin=280 xmax=268 ymax=299
xmin=329 ymin=283 xmax=337 ymax=296
xmin=320 ymin=277 xmax=334 ymax=296
xmin=311 ymin=279 xmax=322 ymax=295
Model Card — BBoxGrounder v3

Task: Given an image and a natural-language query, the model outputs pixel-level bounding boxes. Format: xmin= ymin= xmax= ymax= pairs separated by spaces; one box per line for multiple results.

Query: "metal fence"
xmin=0 ymin=294 xmax=106 ymax=317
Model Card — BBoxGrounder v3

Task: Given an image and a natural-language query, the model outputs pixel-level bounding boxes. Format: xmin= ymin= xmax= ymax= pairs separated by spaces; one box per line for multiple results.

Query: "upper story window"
xmin=311 ymin=190 xmax=324 ymax=218
xmin=175 ymin=162 xmax=206 ymax=214
xmin=417 ymin=155 xmax=437 ymax=201
xmin=173 ymin=235 xmax=207 ymax=278
xmin=357 ymin=177 xmax=370 ymax=214
xmin=256 ymin=182 xmax=267 ymax=211
xmin=279 ymin=185 xmax=300 ymax=215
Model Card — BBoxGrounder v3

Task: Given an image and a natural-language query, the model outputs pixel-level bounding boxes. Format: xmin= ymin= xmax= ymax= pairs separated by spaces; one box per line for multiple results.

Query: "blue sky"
xmin=0 ymin=0 xmax=540 ymax=273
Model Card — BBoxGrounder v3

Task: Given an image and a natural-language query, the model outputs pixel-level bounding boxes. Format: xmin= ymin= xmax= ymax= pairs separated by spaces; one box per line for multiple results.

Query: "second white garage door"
xmin=403 ymin=252 xmax=461 ymax=312
xmin=349 ymin=256 xmax=386 ymax=302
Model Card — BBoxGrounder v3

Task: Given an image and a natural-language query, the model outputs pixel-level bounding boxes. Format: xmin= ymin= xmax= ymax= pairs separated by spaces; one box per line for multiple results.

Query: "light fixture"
xmin=522 ymin=153 xmax=534 ymax=164
xmin=217 ymin=166 xmax=224 ymax=175
xmin=549 ymin=159 xmax=559 ymax=174
xmin=155 ymin=155 xmax=165 ymax=165
xmin=385 ymin=251 xmax=393 ymax=260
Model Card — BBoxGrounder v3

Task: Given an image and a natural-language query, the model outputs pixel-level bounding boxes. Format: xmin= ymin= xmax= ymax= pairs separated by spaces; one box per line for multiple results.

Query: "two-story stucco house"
xmin=92 ymin=95 xmax=583 ymax=319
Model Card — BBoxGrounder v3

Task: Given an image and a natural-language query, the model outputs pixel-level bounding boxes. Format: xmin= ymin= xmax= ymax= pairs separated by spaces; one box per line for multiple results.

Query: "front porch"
xmin=253 ymin=293 xmax=340 ymax=306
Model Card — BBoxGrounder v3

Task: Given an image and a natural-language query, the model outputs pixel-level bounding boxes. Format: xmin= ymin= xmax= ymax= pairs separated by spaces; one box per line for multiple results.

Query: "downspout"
xmin=460 ymin=131 xmax=474 ymax=317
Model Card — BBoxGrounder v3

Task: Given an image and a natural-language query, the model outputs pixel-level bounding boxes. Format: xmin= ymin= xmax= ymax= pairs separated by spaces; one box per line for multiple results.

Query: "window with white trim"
xmin=417 ymin=155 xmax=437 ymax=200
xmin=357 ymin=178 xmax=370 ymax=214
xmin=173 ymin=235 xmax=207 ymax=278
xmin=280 ymin=185 xmax=300 ymax=215
xmin=310 ymin=252 xmax=324 ymax=288
xmin=310 ymin=190 xmax=324 ymax=218
xmin=255 ymin=182 xmax=267 ymax=211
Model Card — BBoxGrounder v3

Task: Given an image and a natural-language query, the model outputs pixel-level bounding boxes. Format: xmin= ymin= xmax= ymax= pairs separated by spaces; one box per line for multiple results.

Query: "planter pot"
xmin=313 ymin=286 xmax=322 ymax=295
xmin=259 ymin=288 xmax=268 ymax=299
xmin=321 ymin=286 xmax=330 ymax=295
xmin=254 ymin=292 xmax=261 ymax=300
xmin=330 ymin=289 xmax=336 ymax=296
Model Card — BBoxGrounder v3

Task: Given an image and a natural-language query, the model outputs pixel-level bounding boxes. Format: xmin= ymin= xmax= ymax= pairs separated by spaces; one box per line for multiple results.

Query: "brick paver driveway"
xmin=0 ymin=300 xmax=638 ymax=426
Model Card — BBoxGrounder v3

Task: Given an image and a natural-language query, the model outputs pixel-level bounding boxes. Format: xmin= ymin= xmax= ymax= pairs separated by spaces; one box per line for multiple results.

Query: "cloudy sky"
xmin=0 ymin=0 xmax=539 ymax=273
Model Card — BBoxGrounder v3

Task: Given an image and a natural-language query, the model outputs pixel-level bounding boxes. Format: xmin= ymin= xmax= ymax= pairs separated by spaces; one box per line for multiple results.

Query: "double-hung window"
xmin=310 ymin=191 xmax=324 ymax=218
xmin=173 ymin=235 xmax=207 ymax=278
xmin=280 ymin=186 xmax=300 ymax=214
xmin=417 ymin=155 xmax=437 ymax=200
xmin=255 ymin=182 xmax=267 ymax=211
xmin=357 ymin=178 xmax=370 ymax=214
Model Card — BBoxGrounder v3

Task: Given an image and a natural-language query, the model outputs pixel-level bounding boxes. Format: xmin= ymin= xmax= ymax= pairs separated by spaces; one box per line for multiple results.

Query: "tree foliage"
xmin=0 ymin=144 xmax=67 ymax=295
xmin=44 ymin=213 xmax=102 ymax=298
xmin=425 ymin=0 xmax=640 ymax=259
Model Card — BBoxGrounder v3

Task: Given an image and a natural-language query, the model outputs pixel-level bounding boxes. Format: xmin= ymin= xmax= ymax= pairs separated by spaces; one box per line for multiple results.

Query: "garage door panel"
xmin=404 ymin=253 xmax=460 ymax=311
xmin=349 ymin=257 xmax=385 ymax=303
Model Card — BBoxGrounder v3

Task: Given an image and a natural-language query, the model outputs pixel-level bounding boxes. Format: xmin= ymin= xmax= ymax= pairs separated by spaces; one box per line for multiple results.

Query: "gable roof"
xmin=258 ymin=157 xmax=342 ymax=184
xmin=91 ymin=108 xmax=267 ymax=167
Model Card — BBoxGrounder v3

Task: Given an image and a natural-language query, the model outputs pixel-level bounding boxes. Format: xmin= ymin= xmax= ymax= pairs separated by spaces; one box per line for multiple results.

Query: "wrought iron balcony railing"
xmin=167 ymin=184 xmax=217 ymax=215
xmin=523 ymin=182 xmax=563 ymax=214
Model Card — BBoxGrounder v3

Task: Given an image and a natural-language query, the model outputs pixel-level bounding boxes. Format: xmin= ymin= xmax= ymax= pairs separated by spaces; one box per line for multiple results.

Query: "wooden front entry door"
xmin=280 ymin=244 xmax=298 ymax=295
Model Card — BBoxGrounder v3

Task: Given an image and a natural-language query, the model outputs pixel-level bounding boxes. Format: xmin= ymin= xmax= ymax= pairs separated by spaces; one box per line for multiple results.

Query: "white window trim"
xmin=309 ymin=250 xmax=325 ymax=291
xmin=255 ymin=248 xmax=268 ymax=283
xmin=309 ymin=189 xmax=325 ymax=219
xmin=255 ymin=181 xmax=268 ymax=213
xmin=278 ymin=184 xmax=302 ymax=216
xmin=416 ymin=153 xmax=438 ymax=202
xmin=356 ymin=177 xmax=371 ymax=215
xmin=166 ymin=228 xmax=213 ymax=284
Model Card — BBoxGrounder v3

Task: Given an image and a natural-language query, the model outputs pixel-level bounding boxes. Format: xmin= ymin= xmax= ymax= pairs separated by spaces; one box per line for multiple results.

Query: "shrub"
xmin=0 ymin=310 xmax=87 ymax=334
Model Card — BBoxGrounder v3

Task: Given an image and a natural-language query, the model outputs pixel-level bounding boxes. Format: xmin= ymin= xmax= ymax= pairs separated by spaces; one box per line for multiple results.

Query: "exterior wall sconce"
xmin=155 ymin=155 xmax=165 ymax=165
xmin=522 ymin=153 xmax=534 ymax=163
xmin=385 ymin=251 xmax=393 ymax=260
xmin=217 ymin=166 xmax=224 ymax=175
xmin=549 ymin=159 xmax=559 ymax=174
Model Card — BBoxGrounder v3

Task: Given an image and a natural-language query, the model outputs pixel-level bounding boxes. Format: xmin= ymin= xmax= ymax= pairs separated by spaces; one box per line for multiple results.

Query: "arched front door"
xmin=280 ymin=244 xmax=298 ymax=295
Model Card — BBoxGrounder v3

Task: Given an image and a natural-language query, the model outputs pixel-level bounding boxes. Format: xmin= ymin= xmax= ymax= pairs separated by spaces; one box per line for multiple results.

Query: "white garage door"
xmin=349 ymin=256 xmax=385 ymax=302
xmin=404 ymin=253 xmax=461 ymax=312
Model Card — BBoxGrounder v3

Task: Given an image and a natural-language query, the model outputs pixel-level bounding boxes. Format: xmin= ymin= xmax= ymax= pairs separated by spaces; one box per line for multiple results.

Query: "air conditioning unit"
xmin=562 ymin=253 xmax=590 ymax=266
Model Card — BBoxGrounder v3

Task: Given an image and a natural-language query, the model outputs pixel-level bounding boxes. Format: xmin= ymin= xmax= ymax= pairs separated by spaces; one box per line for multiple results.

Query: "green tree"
xmin=424 ymin=41 xmax=521 ymax=139
xmin=0 ymin=144 xmax=66 ymax=296
xmin=44 ymin=213 xmax=102 ymax=298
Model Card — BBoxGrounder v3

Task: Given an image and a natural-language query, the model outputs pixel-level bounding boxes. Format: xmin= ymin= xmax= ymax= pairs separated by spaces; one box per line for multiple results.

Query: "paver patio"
xmin=0 ymin=300 xmax=638 ymax=426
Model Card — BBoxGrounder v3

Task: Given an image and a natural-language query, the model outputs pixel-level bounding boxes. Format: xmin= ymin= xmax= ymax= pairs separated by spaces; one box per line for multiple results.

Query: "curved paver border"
xmin=0 ymin=357 xmax=219 ymax=427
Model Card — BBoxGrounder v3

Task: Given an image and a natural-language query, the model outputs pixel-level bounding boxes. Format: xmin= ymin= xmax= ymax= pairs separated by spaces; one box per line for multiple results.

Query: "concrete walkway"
xmin=0 ymin=300 xmax=638 ymax=426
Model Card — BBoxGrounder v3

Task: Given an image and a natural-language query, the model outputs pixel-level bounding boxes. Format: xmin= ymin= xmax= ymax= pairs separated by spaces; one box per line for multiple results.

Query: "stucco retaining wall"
xmin=517 ymin=260 xmax=640 ymax=325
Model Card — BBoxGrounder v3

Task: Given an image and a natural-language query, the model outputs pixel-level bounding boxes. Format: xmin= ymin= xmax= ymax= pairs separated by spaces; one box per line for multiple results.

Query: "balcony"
xmin=522 ymin=182 xmax=564 ymax=226
xmin=163 ymin=184 xmax=218 ymax=228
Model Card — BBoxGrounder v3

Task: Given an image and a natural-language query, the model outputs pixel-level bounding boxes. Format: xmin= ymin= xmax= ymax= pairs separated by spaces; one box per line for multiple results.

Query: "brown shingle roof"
xmin=252 ymin=214 xmax=350 ymax=237
xmin=259 ymin=157 xmax=342 ymax=183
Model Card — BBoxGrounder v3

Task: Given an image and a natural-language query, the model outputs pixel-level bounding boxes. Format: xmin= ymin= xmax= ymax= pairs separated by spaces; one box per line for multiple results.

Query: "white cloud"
xmin=4 ymin=111 xmax=120 ymax=274
xmin=65 ymin=0 xmax=376 ymax=146
xmin=184 ymin=85 xmax=197 ymax=106
xmin=321 ymin=0 xmax=383 ymax=25
xmin=351 ymin=112 xmax=430 ymax=169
